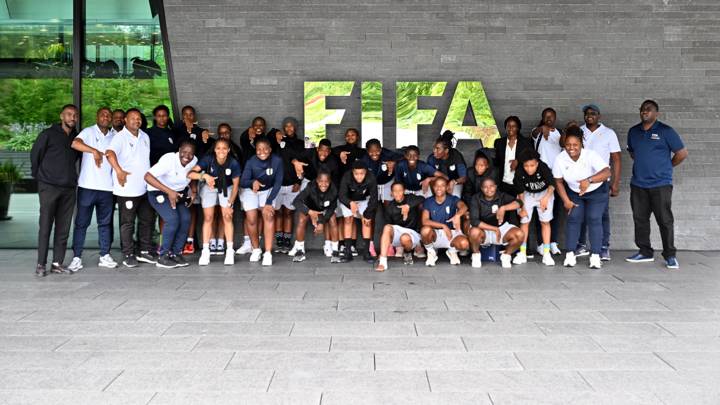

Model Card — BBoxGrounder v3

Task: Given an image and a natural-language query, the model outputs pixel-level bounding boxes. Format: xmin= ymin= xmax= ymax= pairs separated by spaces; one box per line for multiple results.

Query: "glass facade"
xmin=0 ymin=0 xmax=174 ymax=248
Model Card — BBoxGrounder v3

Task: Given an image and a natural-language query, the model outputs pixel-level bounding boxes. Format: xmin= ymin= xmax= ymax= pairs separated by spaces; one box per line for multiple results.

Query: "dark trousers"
xmin=116 ymin=194 xmax=154 ymax=256
xmin=565 ymin=183 xmax=609 ymax=255
xmin=37 ymin=182 xmax=76 ymax=265
xmin=148 ymin=191 xmax=190 ymax=256
xmin=72 ymin=187 xmax=114 ymax=257
xmin=630 ymin=184 xmax=676 ymax=259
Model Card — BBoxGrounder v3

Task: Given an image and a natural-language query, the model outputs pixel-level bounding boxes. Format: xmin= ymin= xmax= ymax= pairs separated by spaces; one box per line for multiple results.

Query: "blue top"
xmin=627 ymin=120 xmax=684 ymax=188
xmin=360 ymin=148 xmax=403 ymax=184
xmin=423 ymin=194 xmax=460 ymax=230
xmin=240 ymin=154 xmax=284 ymax=204
xmin=395 ymin=159 xmax=437 ymax=191
xmin=427 ymin=149 xmax=467 ymax=181
xmin=197 ymin=155 xmax=241 ymax=186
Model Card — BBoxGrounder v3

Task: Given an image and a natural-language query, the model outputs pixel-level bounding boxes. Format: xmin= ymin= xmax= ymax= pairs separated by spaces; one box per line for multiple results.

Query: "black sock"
xmin=363 ymin=238 xmax=371 ymax=255
xmin=344 ymin=238 xmax=353 ymax=251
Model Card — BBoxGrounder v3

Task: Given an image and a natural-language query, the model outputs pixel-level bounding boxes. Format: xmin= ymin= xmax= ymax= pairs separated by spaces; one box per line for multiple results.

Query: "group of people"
xmin=29 ymin=99 xmax=687 ymax=276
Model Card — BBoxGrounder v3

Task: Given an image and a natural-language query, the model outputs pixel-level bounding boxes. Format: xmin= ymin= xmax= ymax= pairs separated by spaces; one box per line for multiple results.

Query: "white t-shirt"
xmin=581 ymin=123 xmax=621 ymax=165
xmin=147 ymin=152 xmax=197 ymax=192
xmin=552 ymin=148 xmax=609 ymax=194
xmin=76 ymin=124 xmax=115 ymax=192
xmin=533 ymin=128 xmax=562 ymax=169
xmin=502 ymin=139 xmax=517 ymax=184
xmin=108 ymin=127 xmax=151 ymax=197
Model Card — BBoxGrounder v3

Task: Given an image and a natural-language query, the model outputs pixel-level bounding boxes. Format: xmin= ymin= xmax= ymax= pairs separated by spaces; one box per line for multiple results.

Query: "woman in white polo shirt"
xmin=144 ymin=140 xmax=198 ymax=268
xmin=552 ymin=125 xmax=611 ymax=269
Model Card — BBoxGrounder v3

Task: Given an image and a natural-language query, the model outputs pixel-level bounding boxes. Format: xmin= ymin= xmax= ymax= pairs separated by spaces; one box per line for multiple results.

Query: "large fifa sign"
xmin=304 ymin=81 xmax=499 ymax=147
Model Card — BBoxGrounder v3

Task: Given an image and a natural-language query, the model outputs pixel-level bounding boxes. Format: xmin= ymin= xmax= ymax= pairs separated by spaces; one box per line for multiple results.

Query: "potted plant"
xmin=0 ymin=160 xmax=22 ymax=220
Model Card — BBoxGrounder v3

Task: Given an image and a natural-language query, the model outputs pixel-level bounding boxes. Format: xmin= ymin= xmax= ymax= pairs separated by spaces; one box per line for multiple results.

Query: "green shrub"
xmin=0 ymin=160 xmax=22 ymax=184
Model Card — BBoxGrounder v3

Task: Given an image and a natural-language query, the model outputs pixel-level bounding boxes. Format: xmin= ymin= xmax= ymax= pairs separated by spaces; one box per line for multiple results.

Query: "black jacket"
xmin=30 ymin=123 xmax=79 ymax=187
xmin=338 ymin=170 xmax=378 ymax=219
xmin=513 ymin=160 xmax=554 ymax=194
xmin=305 ymin=150 xmax=340 ymax=185
xmin=293 ymin=181 xmax=338 ymax=224
xmin=174 ymin=122 xmax=215 ymax=157
xmin=469 ymin=191 xmax=522 ymax=227
xmin=383 ymin=194 xmax=424 ymax=230
xmin=269 ymin=132 xmax=307 ymax=186
xmin=333 ymin=143 xmax=365 ymax=179
xmin=462 ymin=167 xmax=498 ymax=205
xmin=147 ymin=125 xmax=178 ymax=166
xmin=493 ymin=136 xmax=533 ymax=185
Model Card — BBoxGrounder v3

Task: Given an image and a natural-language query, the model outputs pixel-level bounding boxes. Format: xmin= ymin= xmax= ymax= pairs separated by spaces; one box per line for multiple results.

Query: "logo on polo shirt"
xmin=416 ymin=173 xmax=421 ymax=180
xmin=449 ymin=164 xmax=456 ymax=171
xmin=266 ymin=168 xmax=274 ymax=176
xmin=324 ymin=200 xmax=330 ymax=207
xmin=650 ymin=133 xmax=660 ymax=140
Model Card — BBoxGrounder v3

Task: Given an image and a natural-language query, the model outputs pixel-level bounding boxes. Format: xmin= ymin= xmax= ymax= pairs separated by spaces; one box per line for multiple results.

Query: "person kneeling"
xmin=338 ymin=160 xmax=379 ymax=263
xmin=144 ymin=141 xmax=198 ymax=268
xmin=419 ymin=177 xmax=469 ymax=266
xmin=290 ymin=171 xmax=340 ymax=263
xmin=467 ymin=178 xmax=525 ymax=269
xmin=376 ymin=182 xmax=424 ymax=272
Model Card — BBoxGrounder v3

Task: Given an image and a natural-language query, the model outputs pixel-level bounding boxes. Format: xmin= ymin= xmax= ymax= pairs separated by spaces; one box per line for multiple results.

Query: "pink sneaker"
xmin=386 ymin=245 xmax=395 ymax=257
xmin=369 ymin=241 xmax=377 ymax=257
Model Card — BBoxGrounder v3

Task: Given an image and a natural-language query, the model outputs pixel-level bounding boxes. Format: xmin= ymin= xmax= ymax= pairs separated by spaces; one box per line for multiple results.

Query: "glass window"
xmin=82 ymin=0 xmax=173 ymax=127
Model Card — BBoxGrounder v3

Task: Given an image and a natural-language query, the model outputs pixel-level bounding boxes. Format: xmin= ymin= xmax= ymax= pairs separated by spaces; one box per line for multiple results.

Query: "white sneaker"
xmin=287 ymin=244 xmax=299 ymax=256
xmin=589 ymin=253 xmax=602 ymax=269
xmin=68 ymin=257 xmax=83 ymax=273
xmin=542 ymin=252 xmax=555 ymax=266
xmin=323 ymin=242 xmax=333 ymax=257
xmin=550 ymin=242 xmax=562 ymax=255
xmin=224 ymin=250 xmax=235 ymax=265
xmin=446 ymin=249 xmax=460 ymax=265
xmin=199 ymin=249 xmax=211 ymax=266
xmin=500 ymin=253 xmax=512 ymax=269
xmin=471 ymin=252 xmax=482 ymax=268
xmin=425 ymin=248 xmax=438 ymax=267
xmin=414 ymin=246 xmax=426 ymax=258
xmin=262 ymin=252 xmax=272 ymax=266
xmin=236 ymin=240 xmax=253 ymax=255
xmin=563 ymin=252 xmax=576 ymax=267
xmin=536 ymin=245 xmax=544 ymax=256
xmin=512 ymin=252 xmax=527 ymax=265
xmin=249 ymin=249 xmax=262 ymax=262
xmin=394 ymin=247 xmax=404 ymax=258
xmin=98 ymin=254 xmax=118 ymax=268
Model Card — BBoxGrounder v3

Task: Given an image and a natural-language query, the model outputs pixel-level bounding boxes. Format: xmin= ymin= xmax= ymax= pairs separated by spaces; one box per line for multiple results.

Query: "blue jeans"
xmin=565 ymin=183 xmax=608 ymax=255
xmin=72 ymin=187 xmax=114 ymax=257
xmin=577 ymin=202 xmax=610 ymax=250
xmin=148 ymin=191 xmax=190 ymax=256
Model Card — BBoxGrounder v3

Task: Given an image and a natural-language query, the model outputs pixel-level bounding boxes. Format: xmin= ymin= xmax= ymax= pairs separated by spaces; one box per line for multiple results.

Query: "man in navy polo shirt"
xmin=626 ymin=99 xmax=688 ymax=269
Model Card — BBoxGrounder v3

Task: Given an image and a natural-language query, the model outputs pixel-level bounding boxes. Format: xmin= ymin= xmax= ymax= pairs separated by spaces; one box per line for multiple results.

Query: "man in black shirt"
xmin=338 ymin=160 xmax=378 ymax=262
xmin=375 ymin=182 xmax=424 ymax=271
xmin=333 ymin=128 xmax=365 ymax=256
xmin=30 ymin=104 xmax=80 ymax=276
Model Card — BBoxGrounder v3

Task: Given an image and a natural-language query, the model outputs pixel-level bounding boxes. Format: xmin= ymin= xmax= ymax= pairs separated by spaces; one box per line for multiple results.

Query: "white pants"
xmin=340 ymin=199 xmax=369 ymax=218
xmin=240 ymin=188 xmax=271 ymax=210
xmin=199 ymin=185 xmax=233 ymax=208
xmin=432 ymin=229 xmax=464 ymax=249
xmin=520 ymin=191 xmax=554 ymax=223
xmin=273 ymin=184 xmax=300 ymax=210
xmin=481 ymin=222 xmax=517 ymax=246
xmin=390 ymin=225 xmax=421 ymax=248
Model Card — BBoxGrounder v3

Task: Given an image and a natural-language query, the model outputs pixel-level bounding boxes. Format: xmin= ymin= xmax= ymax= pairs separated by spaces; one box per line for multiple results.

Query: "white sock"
xmin=295 ymin=241 xmax=305 ymax=250
xmin=448 ymin=247 xmax=457 ymax=253
xmin=202 ymin=243 xmax=210 ymax=250
xmin=209 ymin=238 xmax=217 ymax=248
xmin=217 ymin=239 xmax=225 ymax=247
xmin=187 ymin=237 xmax=194 ymax=243
xmin=226 ymin=242 xmax=233 ymax=252
xmin=379 ymin=257 xmax=388 ymax=267
xmin=244 ymin=235 xmax=250 ymax=243
xmin=424 ymin=244 xmax=434 ymax=251
xmin=331 ymin=241 xmax=339 ymax=251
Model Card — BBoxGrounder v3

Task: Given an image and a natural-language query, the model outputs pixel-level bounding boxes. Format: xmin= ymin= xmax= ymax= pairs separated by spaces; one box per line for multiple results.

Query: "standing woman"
xmin=493 ymin=116 xmax=533 ymax=195
xmin=147 ymin=105 xmax=177 ymax=166
xmin=144 ymin=141 xmax=198 ymax=268
xmin=427 ymin=131 xmax=468 ymax=198
xmin=270 ymin=117 xmax=306 ymax=254
xmin=188 ymin=138 xmax=241 ymax=266
xmin=553 ymin=125 xmax=611 ymax=269
xmin=240 ymin=136 xmax=284 ymax=266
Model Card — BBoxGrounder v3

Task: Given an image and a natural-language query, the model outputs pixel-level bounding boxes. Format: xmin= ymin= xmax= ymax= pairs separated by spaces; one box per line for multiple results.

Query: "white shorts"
xmin=241 ymin=188 xmax=271 ymax=210
xmin=273 ymin=184 xmax=300 ymax=210
xmin=520 ymin=191 xmax=555 ymax=224
xmin=378 ymin=181 xmax=394 ymax=202
xmin=406 ymin=189 xmax=431 ymax=198
xmin=340 ymin=199 xmax=369 ymax=218
xmin=200 ymin=185 xmax=234 ymax=208
xmin=432 ymin=229 xmax=464 ymax=249
xmin=390 ymin=225 xmax=421 ymax=248
xmin=481 ymin=222 xmax=517 ymax=246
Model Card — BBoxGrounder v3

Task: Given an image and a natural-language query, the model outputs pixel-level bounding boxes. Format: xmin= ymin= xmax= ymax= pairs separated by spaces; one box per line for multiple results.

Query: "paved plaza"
xmin=0 ymin=249 xmax=719 ymax=404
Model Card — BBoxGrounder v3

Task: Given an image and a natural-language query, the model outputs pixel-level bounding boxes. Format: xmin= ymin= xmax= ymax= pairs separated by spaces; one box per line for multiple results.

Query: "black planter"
xmin=0 ymin=182 xmax=13 ymax=220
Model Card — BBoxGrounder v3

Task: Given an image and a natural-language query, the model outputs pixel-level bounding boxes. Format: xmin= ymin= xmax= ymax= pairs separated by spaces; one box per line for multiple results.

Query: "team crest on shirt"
xmin=225 ymin=168 xmax=231 ymax=176
xmin=491 ymin=204 xmax=498 ymax=213
xmin=280 ymin=141 xmax=286 ymax=148
xmin=449 ymin=164 xmax=456 ymax=171
xmin=650 ymin=133 xmax=660 ymax=140
xmin=168 ymin=137 xmax=173 ymax=144
xmin=323 ymin=200 xmax=330 ymax=207
xmin=416 ymin=173 xmax=421 ymax=180
xmin=381 ymin=163 xmax=387 ymax=172
xmin=445 ymin=206 xmax=451 ymax=214
xmin=190 ymin=133 xmax=197 ymax=139
xmin=266 ymin=168 xmax=274 ymax=176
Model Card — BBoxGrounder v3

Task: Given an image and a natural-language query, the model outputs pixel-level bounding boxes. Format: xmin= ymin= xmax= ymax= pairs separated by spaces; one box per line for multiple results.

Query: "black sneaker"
xmin=137 ymin=251 xmax=158 ymax=264
xmin=35 ymin=264 xmax=47 ymax=277
xmin=339 ymin=247 xmax=353 ymax=263
xmin=284 ymin=237 xmax=293 ymax=253
xmin=49 ymin=262 xmax=69 ymax=275
xmin=122 ymin=254 xmax=139 ymax=268
xmin=293 ymin=249 xmax=306 ymax=262
xmin=351 ymin=245 xmax=358 ymax=257
xmin=172 ymin=255 xmax=189 ymax=267
xmin=330 ymin=251 xmax=341 ymax=263
xmin=403 ymin=252 xmax=414 ymax=265
xmin=363 ymin=251 xmax=375 ymax=263
xmin=156 ymin=254 xmax=178 ymax=268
